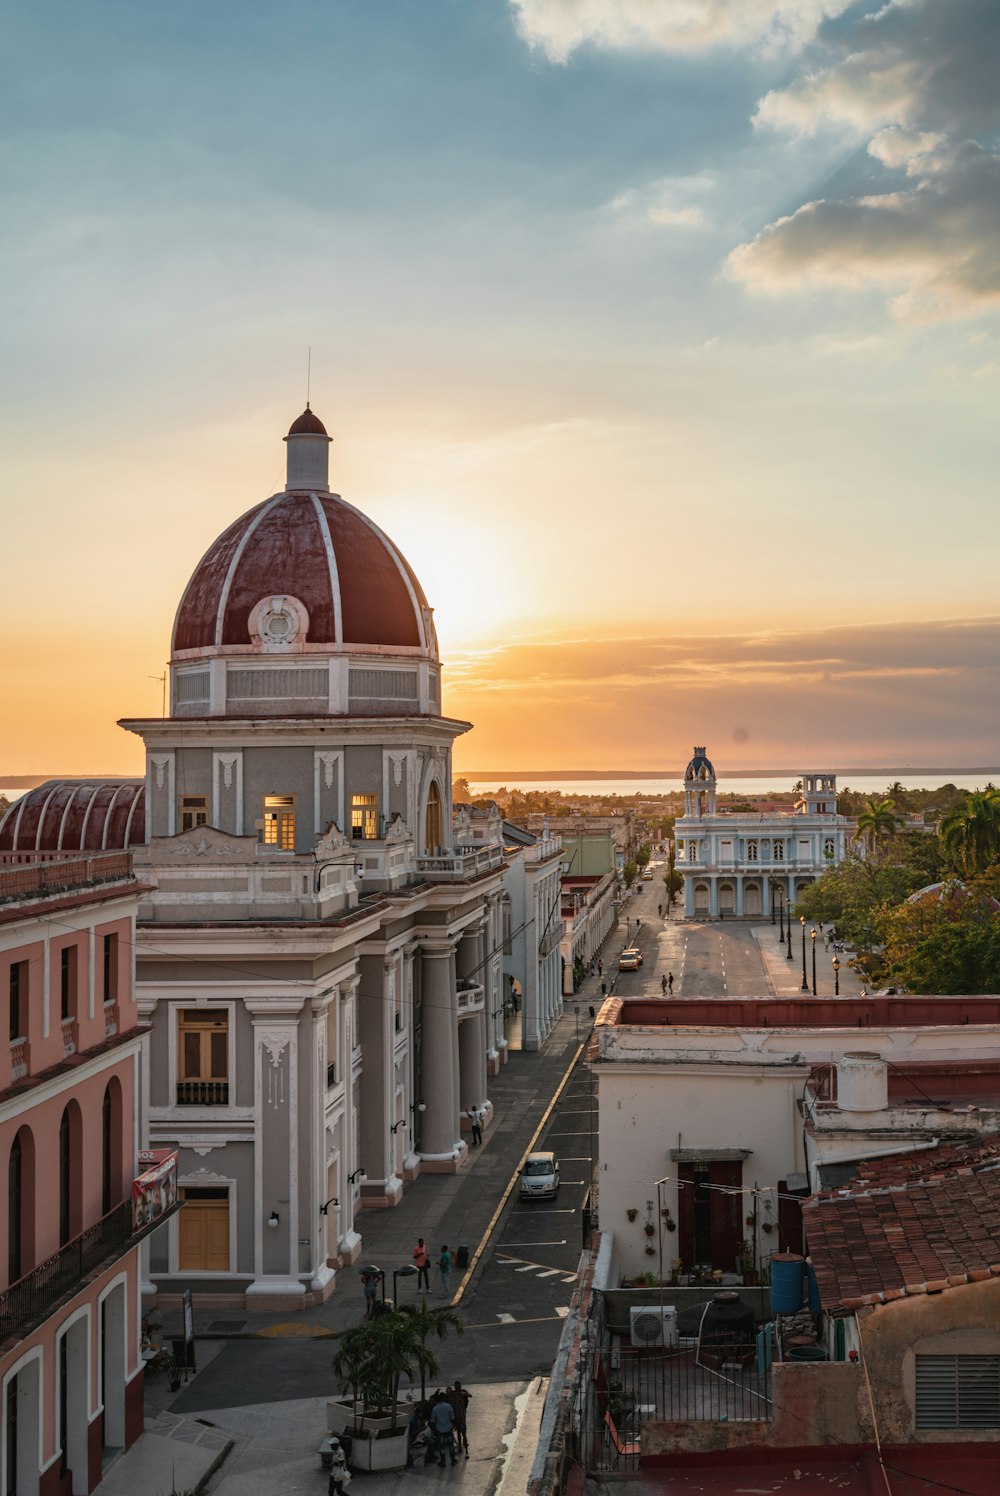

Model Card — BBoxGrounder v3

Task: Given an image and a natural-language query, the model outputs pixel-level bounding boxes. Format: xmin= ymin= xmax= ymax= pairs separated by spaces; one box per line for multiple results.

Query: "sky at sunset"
xmin=2 ymin=1 xmax=998 ymax=776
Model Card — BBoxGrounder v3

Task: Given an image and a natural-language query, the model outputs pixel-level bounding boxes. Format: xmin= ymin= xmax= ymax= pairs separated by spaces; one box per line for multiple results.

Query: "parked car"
xmin=642 ymin=870 xmax=654 ymax=881
xmin=618 ymin=948 xmax=642 ymax=971
xmin=519 ymin=1151 xmax=560 ymax=1199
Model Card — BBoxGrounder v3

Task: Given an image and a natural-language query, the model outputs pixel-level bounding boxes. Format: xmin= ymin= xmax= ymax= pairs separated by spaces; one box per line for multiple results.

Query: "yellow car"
xmin=618 ymin=948 xmax=642 ymax=971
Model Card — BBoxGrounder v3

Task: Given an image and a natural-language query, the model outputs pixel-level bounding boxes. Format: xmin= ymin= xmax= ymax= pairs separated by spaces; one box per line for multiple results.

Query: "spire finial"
xmin=306 ymin=346 xmax=311 ymax=409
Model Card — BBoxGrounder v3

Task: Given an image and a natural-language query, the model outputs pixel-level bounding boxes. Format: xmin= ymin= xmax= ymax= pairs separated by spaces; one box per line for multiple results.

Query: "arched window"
xmin=59 ymin=1103 xmax=83 ymax=1246
xmin=8 ymin=1132 xmax=21 ymax=1283
xmin=102 ymin=1079 xmax=124 ymax=1215
xmin=424 ymin=782 xmax=442 ymax=853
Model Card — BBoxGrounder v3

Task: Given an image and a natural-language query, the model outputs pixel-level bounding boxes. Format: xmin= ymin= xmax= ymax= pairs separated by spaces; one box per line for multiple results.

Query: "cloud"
xmin=727 ymin=139 xmax=1000 ymax=320
xmin=606 ymin=173 xmax=716 ymax=230
xmin=508 ymin=0 xmax=847 ymax=62
xmin=446 ymin=617 xmax=1000 ymax=768
xmin=754 ymin=0 xmax=1000 ymax=140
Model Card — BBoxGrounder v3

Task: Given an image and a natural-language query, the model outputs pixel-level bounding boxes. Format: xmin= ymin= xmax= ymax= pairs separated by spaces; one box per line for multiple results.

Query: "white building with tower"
xmin=675 ymin=747 xmax=853 ymax=919
xmin=1 ymin=404 xmax=506 ymax=1312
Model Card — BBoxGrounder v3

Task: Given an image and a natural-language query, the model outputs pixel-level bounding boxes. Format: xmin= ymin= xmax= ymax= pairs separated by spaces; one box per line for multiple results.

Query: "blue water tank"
xmin=770 ymin=1253 xmax=806 ymax=1313
xmin=806 ymin=1261 xmax=822 ymax=1313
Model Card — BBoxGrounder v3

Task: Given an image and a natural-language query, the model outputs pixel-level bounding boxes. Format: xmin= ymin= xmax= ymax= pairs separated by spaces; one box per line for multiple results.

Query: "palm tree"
xmin=940 ymin=790 xmax=1000 ymax=876
xmin=396 ymin=1298 xmax=464 ymax=1402
xmin=886 ymin=781 xmax=907 ymax=811
xmin=333 ymin=1310 xmax=443 ymax=1433
xmin=854 ymin=796 xmax=900 ymax=853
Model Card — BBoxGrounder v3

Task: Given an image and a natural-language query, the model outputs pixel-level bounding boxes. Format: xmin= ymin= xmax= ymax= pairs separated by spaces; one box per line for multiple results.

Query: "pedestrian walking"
xmin=362 ymin=1271 xmax=379 ymax=1320
xmin=438 ymin=1244 xmax=452 ymax=1297
xmin=429 ymin=1397 xmax=458 ymax=1467
xmin=412 ymin=1237 xmax=430 ymax=1292
xmin=667 ymin=971 xmax=674 ymax=994
xmin=327 ymin=1438 xmax=352 ymax=1494
xmin=449 ymin=1381 xmax=471 ymax=1459
xmin=597 ymin=958 xmax=603 ymax=978
xmin=590 ymin=957 xmax=596 ymax=976
xmin=658 ymin=904 xmax=662 ymax=918
xmin=661 ymin=974 xmax=667 ymax=995
xmin=469 ymin=1106 xmax=483 ymax=1146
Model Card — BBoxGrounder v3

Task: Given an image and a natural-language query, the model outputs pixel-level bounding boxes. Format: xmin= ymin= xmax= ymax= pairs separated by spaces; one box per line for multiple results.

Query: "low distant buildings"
xmin=560 ymin=874 xmax=616 ymax=995
xmin=0 ymin=852 xmax=175 ymax=1495
xmin=512 ymin=812 xmax=638 ymax=877
xmin=675 ymin=748 xmax=854 ymax=918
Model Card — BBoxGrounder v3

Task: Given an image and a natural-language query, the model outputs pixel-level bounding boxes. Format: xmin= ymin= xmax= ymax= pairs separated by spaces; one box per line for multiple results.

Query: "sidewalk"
xmin=97 ymin=987 xmax=599 ymax=1493
xmin=752 ymin=922 xmax=865 ymax=1000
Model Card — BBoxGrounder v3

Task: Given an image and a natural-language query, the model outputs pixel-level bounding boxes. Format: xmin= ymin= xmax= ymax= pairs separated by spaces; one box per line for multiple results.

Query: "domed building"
xmin=675 ymin=748 xmax=854 ymax=919
xmin=3 ymin=409 xmax=507 ymax=1311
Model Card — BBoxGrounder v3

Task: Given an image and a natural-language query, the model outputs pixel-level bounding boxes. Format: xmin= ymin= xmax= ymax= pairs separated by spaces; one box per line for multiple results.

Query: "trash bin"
xmin=172 ymin=1338 xmax=195 ymax=1373
xmin=455 ymin=1245 xmax=469 ymax=1271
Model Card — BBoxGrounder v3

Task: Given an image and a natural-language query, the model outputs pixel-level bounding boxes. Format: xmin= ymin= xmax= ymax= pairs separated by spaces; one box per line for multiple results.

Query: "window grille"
xmin=916 ymin=1355 xmax=1000 ymax=1430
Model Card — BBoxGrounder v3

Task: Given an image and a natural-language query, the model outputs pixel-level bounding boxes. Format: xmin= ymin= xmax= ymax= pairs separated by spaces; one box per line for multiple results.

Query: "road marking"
xmin=536 ymin=1268 xmax=562 ymax=1278
xmin=515 ymin=1265 xmax=536 ymax=1273
xmin=502 ymin=1240 xmax=567 ymax=1248
xmin=511 ymin=1208 xmax=576 ymax=1215
xmin=555 ymin=1307 xmax=570 ymax=1319
xmin=450 ymin=1035 xmax=586 ymax=1306
xmin=497 ymin=1312 xmax=515 ymax=1324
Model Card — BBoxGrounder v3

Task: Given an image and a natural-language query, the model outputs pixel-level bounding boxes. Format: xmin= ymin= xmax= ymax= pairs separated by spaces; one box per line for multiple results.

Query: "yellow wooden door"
xmin=178 ymin=1190 xmax=229 ymax=1271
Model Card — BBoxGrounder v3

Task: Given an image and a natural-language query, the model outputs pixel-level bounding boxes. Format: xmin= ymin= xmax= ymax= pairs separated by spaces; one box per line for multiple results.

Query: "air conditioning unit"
xmin=630 ymin=1305 xmax=677 ymax=1349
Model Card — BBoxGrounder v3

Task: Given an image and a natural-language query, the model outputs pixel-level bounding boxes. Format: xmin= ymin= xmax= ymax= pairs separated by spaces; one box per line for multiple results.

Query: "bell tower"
xmin=684 ymin=747 xmax=717 ymax=818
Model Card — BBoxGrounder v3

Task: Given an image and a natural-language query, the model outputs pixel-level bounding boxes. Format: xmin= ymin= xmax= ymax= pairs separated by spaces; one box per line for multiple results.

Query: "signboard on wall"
xmin=132 ymin=1149 xmax=178 ymax=1233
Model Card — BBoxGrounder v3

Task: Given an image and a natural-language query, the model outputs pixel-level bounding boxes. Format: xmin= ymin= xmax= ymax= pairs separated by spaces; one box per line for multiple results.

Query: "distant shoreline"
xmin=457 ymin=767 xmax=1000 ymax=782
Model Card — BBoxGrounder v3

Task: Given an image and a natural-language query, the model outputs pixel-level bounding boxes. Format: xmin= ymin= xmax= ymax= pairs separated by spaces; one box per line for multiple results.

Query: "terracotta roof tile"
xmin=805 ymin=1140 xmax=1000 ymax=1313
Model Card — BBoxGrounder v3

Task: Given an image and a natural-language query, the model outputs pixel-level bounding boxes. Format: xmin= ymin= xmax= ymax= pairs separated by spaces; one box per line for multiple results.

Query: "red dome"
xmin=0 ymin=781 xmax=146 ymax=853
xmin=172 ymin=491 xmax=436 ymax=657
xmin=287 ymin=405 xmax=329 ymax=437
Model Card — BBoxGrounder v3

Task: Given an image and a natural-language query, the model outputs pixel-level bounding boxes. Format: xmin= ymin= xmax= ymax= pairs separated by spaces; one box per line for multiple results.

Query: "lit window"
xmin=746 ymin=839 xmax=758 ymax=862
xmin=351 ymin=794 xmax=379 ymax=841
xmin=262 ymin=794 xmax=296 ymax=850
xmin=180 ymin=795 xmax=209 ymax=832
xmin=177 ymin=1009 xmax=229 ymax=1105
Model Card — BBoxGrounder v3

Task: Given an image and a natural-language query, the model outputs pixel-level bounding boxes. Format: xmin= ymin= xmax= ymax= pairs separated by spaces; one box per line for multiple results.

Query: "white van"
xmin=519 ymin=1151 xmax=560 ymax=1200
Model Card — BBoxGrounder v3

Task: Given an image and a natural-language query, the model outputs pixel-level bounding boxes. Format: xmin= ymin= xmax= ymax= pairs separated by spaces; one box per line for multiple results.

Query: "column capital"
xmin=420 ymin=938 xmax=458 ymax=959
xmin=245 ymin=999 xmax=306 ymax=1019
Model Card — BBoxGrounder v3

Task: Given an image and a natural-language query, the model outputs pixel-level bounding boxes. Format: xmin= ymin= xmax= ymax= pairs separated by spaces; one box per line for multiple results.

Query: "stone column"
xmin=736 ymin=879 xmax=745 ymax=917
xmin=357 ymin=954 xmax=401 ymax=1207
xmin=709 ymin=877 xmax=719 ymax=918
xmin=246 ymin=1009 xmax=305 ymax=1309
xmin=458 ymin=1011 xmax=487 ymax=1115
xmin=418 ymin=945 xmax=464 ymax=1171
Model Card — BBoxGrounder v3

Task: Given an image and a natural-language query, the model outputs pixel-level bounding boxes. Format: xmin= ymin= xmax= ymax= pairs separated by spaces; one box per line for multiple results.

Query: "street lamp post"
xmin=833 ymin=955 xmax=841 ymax=996
xmin=393 ymin=1264 xmax=418 ymax=1304
xmin=786 ymin=900 xmax=793 ymax=960
xmin=811 ymin=928 xmax=817 ymax=997
xmin=771 ymin=887 xmax=776 ymax=926
xmin=800 ymin=916 xmax=809 ymax=993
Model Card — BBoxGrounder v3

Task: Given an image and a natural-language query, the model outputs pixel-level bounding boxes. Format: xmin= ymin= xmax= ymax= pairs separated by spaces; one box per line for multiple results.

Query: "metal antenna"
xmin=147 ymin=671 xmax=167 ymax=716
xmin=306 ymin=346 xmax=311 ymax=408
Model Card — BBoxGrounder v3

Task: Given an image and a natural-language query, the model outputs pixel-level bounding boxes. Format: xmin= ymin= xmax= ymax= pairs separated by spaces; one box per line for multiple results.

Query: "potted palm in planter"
xmin=329 ymin=1301 xmax=462 ymax=1471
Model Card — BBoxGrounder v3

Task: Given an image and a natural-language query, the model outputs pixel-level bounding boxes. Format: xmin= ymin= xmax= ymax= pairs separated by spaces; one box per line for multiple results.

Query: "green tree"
xmin=636 ymin=843 xmax=651 ymax=869
xmin=333 ymin=1308 xmax=444 ymax=1433
xmin=854 ymin=796 xmax=900 ymax=853
xmin=452 ymin=777 xmax=472 ymax=804
xmin=622 ymin=860 xmax=638 ymax=889
xmin=880 ymin=882 xmax=1000 ymax=994
xmin=662 ymin=844 xmax=682 ymax=907
xmin=395 ymin=1299 xmax=464 ymax=1403
xmin=794 ymin=840 xmax=935 ymax=971
xmin=940 ymin=790 xmax=1000 ymax=877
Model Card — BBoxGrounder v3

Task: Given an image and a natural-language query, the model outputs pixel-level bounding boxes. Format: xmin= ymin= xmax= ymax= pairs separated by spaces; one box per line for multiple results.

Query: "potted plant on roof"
xmin=329 ymin=1305 xmax=447 ymax=1471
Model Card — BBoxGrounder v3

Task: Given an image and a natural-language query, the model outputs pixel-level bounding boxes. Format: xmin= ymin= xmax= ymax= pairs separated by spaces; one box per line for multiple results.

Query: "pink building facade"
xmin=0 ymin=854 xmax=169 ymax=1496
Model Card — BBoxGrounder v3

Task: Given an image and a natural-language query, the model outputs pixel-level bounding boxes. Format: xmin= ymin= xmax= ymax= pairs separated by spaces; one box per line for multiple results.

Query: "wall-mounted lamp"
xmin=390 ymin=1120 xmax=408 ymax=1134
xmin=347 ymin=1167 xmax=366 ymax=1185
xmin=410 ymin=1100 xmax=427 ymax=1114
xmin=319 ymin=1198 xmax=340 ymax=1216
xmin=267 ymin=1210 xmax=280 ymax=1229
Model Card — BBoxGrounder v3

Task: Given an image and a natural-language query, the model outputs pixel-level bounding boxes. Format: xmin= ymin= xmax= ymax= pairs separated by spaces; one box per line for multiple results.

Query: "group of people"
xmin=660 ymin=971 xmax=674 ymax=994
xmin=412 ymin=1237 xmax=453 ymax=1297
xmin=408 ymin=1383 xmax=472 ymax=1468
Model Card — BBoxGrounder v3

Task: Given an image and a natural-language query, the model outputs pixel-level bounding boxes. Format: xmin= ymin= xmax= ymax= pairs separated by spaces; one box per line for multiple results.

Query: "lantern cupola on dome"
xmin=284 ymin=404 xmax=332 ymax=492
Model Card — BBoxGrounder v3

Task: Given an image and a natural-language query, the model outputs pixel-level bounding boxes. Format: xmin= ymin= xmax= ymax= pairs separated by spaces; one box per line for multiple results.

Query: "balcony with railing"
xmin=416 ymin=845 xmax=504 ymax=881
xmin=0 ymin=1179 xmax=180 ymax=1346
xmin=176 ymin=1079 xmax=229 ymax=1106
xmin=456 ymin=982 xmax=486 ymax=1015
xmin=0 ymin=853 xmax=135 ymax=904
xmin=8 ymin=1038 xmax=27 ymax=1082
xmin=61 ymin=1016 xmax=77 ymax=1058
xmin=523 ymin=835 xmax=563 ymax=864
xmin=104 ymin=1000 xmax=118 ymax=1038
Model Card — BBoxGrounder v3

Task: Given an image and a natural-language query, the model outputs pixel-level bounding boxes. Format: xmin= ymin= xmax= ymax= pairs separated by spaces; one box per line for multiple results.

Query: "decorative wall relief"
xmin=260 ymin=1029 xmax=292 ymax=1108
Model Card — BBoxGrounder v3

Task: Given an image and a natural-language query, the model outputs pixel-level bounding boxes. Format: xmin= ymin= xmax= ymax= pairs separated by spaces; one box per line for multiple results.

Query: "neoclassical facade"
xmin=675 ymin=748 xmax=853 ymax=919
xmin=2 ymin=407 xmax=505 ymax=1311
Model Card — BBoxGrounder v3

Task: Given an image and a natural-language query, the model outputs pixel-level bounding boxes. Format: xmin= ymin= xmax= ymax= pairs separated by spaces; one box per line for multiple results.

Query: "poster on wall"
xmin=132 ymin=1149 xmax=178 ymax=1232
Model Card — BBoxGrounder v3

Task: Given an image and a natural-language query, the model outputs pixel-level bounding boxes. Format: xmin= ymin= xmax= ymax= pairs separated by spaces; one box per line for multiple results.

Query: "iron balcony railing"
xmin=0 ymin=1197 xmax=181 ymax=1345
xmin=176 ymin=1079 xmax=229 ymax=1106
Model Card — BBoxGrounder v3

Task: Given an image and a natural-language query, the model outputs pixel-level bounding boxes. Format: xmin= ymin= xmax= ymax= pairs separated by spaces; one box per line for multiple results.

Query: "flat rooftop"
xmin=607 ymin=995 xmax=1000 ymax=1028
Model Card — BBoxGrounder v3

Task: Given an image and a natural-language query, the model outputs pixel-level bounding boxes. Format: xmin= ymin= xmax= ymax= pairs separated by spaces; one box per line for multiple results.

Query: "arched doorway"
xmin=719 ymin=882 xmax=735 ymax=914
xmin=424 ymin=782 xmax=442 ymax=854
xmin=744 ymin=883 xmax=761 ymax=917
xmin=694 ymin=882 xmax=710 ymax=914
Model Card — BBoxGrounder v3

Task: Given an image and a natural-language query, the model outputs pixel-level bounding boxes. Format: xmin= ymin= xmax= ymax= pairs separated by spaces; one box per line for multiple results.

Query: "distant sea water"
xmin=465 ymin=773 xmax=999 ymax=798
